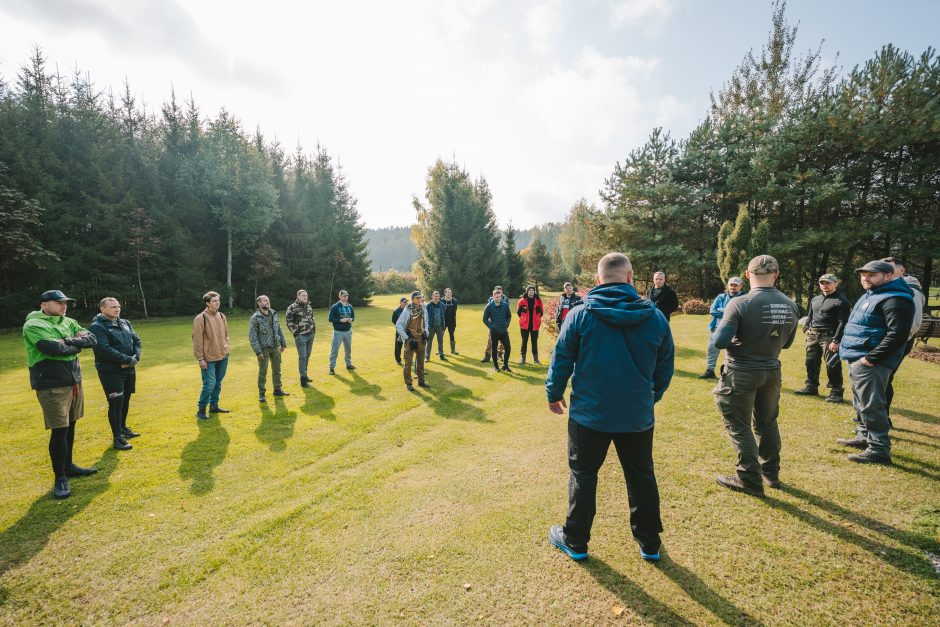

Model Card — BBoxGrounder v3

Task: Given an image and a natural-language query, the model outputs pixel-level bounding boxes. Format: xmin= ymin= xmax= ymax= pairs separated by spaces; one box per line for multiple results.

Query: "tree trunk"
xmin=227 ymin=230 xmax=233 ymax=309
xmin=136 ymin=243 xmax=149 ymax=318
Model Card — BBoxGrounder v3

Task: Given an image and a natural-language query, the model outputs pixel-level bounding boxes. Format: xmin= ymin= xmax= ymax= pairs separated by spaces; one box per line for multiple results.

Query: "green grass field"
xmin=1 ymin=294 xmax=938 ymax=624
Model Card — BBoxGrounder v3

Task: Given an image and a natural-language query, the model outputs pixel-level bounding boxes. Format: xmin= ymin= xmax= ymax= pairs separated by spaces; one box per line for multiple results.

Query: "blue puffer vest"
xmin=839 ymin=277 xmax=913 ymax=369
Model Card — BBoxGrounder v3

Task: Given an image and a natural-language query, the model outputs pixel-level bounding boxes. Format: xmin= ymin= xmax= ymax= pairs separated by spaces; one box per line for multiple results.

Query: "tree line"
xmin=0 ymin=48 xmax=372 ymax=327
xmin=552 ymin=2 xmax=939 ymax=305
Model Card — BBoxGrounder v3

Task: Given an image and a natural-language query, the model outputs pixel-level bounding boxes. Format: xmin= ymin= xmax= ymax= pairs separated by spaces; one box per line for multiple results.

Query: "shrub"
xmin=681 ymin=298 xmax=709 ymax=315
xmin=544 ymin=288 xmax=589 ymax=339
xmin=371 ymin=269 xmax=418 ymax=295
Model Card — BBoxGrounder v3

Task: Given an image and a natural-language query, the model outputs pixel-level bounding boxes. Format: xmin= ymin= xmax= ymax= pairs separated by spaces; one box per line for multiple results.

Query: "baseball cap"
xmin=411 ymin=290 xmax=422 ymax=298
xmin=399 ymin=297 xmax=408 ymax=303
xmin=40 ymin=289 xmax=75 ymax=303
xmin=728 ymin=277 xmax=743 ymax=285
xmin=855 ymin=260 xmax=894 ymax=274
xmin=818 ymin=273 xmax=839 ymax=283
xmin=747 ymin=255 xmax=779 ymax=275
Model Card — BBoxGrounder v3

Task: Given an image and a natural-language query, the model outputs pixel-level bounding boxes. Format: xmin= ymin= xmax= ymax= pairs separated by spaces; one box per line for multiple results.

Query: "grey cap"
xmin=747 ymin=254 xmax=779 ymax=275
xmin=728 ymin=277 xmax=743 ymax=285
xmin=855 ymin=260 xmax=894 ymax=274
xmin=411 ymin=290 xmax=422 ymax=298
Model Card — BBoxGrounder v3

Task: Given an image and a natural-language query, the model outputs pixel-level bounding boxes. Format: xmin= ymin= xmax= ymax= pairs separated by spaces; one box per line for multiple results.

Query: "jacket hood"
xmin=873 ymin=277 xmax=914 ymax=296
xmin=584 ymin=283 xmax=656 ymax=327
xmin=903 ymin=275 xmax=922 ymax=289
xmin=91 ymin=313 xmax=119 ymax=326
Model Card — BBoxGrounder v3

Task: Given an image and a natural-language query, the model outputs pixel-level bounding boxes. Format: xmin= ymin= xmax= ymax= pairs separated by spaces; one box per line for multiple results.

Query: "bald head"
xmin=597 ymin=253 xmax=634 ymax=284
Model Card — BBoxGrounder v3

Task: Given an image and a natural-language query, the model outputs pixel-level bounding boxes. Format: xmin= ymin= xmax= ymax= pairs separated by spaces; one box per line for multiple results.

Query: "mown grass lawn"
xmin=1 ymin=294 xmax=938 ymax=625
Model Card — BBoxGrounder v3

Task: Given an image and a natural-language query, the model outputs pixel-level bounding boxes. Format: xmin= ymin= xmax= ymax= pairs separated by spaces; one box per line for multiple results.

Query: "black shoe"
xmin=452 ymin=351 xmax=460 ymax=355
xmin=824 ymin=391 xmax=844 ymax=403
xmin=533 ymin=358 xmax=541 ymax=365
xmin=66 ymin=463 xmax=99 ymax=478
xmin=273 ymin=388 xmax=290 ymax=396
xmin=439 ymin=354 xmax=447 ymax=361
xmin=481 ymin=355 xmax=491 ymax=363
xmin=520 ymin=357 xmax=526 ymax=365
xmin=300 ymin=378 xmax=311 ymax=388
xmin=763 ymin=475 xmax=782 ymax=489
xmin=195 ymin=409 xmax=210 ymax=420
xmin=502 ymin=365 xmax=512 ymax=373
xmin=836 ymin=436 xmax=867 ymax=449
xmin=418 ymin=381 xmax=431 ymax=388
xmin=53 ymin=477 xmax=72 ymax=499
xmin=259 ymin=394 xmax=267 ymax=403
xmin=699 ymin=370 xmax=717 ymax=380
xmin=716 ymin=474 xmax=764 ymax=497
xmin=494 ymin=366 xmax=501 ymax=373
xmin=329 ymin=369 xmax=335 ymax=375
xmin=407 ymin=384 xmax=415 ymax=392
xmin=121 ymin=426 xmax=141 ymax=439
xmin=209 ymin=405 xmax=230 ymax=413
xmin=794 ymin=386 xmax=819 ymax=396
xmin=848 ymin=450 xmax=892 ymax=465
xmin=346 ymin=364 xmax=356 ymax=371
xmin=113 ymin=437 xmax=132 ymax=451
xmin=396 ymin=360 xmax=402 ymax=365
xmin=548 ymin=525 xmax=588 ymax=561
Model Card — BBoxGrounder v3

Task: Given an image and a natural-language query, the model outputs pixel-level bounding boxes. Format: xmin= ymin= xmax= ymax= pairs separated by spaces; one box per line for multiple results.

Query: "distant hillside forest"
xmin=366 ymin=224 xmax=560 ymax=272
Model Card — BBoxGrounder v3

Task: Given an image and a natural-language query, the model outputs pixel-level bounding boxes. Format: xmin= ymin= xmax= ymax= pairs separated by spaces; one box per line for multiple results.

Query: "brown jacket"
xmin=193 ymin=309 xmax=230 ymax=362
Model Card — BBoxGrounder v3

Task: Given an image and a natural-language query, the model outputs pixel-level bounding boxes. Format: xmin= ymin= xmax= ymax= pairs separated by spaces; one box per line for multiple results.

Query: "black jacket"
xmin=646 ymin=285 xmax=679 ymax=319
xmin=443 ymin=297 xmax=459 ymax=326
xmin=89 ymin=314 xmax=142 ymax=374
xmin=806 ymin=292 xmax=851 ymax=341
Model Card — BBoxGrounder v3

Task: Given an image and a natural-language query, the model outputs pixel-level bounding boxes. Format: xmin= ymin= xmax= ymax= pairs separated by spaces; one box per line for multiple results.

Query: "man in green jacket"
xmin=23 ymin=290 xmax=99 ymax=499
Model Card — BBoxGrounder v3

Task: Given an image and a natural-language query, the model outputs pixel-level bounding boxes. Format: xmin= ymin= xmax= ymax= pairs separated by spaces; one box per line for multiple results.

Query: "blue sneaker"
xmin=549 ymin=525 xmax=588 ymax=561
xmin=640 ymin=548 xmax=661 ymax=562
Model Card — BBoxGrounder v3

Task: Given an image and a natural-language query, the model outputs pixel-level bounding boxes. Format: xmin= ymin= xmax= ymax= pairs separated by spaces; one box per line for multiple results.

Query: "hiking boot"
xmin=836 ymin=436 xmax=867 ymax=449
xmin=825 ymin=390 xmax=844 ymax=403
xmin=346 ymin=364 xmax=356 ymax=371
xmin=121 ymin=426 xmax=140 ymax=439
xmin=209 ymin=405 xmax=230 ymax=414
xmin=407 ymin=384 xmax=415 ymax=392
xmin=549 ymin=525 xmax=588 ymax=561
xmin=329 ymin=368 xmax=335 ymax=375
xmin=259 ymin=393 xmax=267 ymax=403
xmin=195 ymin=407 xmax=210 ymax=420
xmin=502 ymin=365 xmax=513 ymax=373
xmin=716 ymin=474 xmax=764 ymax=497
xmin=66 ymin=463 xmax=98 ymax=478
xmin=794 ymin=386 xmax=819 ymax=396
xmin=848 ymin=450 xmax=892 ymax=465
xmin=763 ymin=475 xmax=782 ymax=489
xmin=53 ymin=477 xmax=72 ymax=499
xmin=273 ymin=388 xmax=290 ymax=396
xmin=481 ymin=354 xmax=491 ymax=362
xmin=439 ymin=354 xmax=447 ymax=361
xmin=418 ymin=381 xmax=431 ymax=388
xmin=300 ymin=377 xmax=310 ymax=388
xmin=699 ymin=369 xmax=717 ymax=380
xmin=533 ymin=357 xmax=542 ymax=365
xmin=113 ymin=437 xmax=132 ymax=451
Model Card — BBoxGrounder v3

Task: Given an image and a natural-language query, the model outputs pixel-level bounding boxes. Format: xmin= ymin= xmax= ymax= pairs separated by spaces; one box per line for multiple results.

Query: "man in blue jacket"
xmin=837 ymin=260 xmax=914 ymax=465
xmin=482 ymin=288 xmax=512 ymax=373
xmin=700 ymin=277 xmax=743 ymax=379
xmin=327 ymin=289 xmax=356 ymax=375
xmin=546 ymin=253 xmax=674 ymax=562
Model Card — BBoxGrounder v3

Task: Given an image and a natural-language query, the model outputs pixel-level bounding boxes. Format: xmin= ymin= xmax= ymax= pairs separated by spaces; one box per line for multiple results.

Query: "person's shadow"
xmin=300 ymin=385 xmax=337 ymax=421
xmin=178 ymin=418 xmax=230 ymax=495
xmin=0 ymin=448 xmax=119 ymax=587
xmin=415 ymin=371 xmax=492 ymax=423
xmin=658 ymin=555 xmax=766 ymax=626
xmin=582 ymin=556 xmax=695 ymax=625
xmin=335 ymin=370 xmax=386 ymax=401
xmin=255 ymin=396 xmax=297 ymax=452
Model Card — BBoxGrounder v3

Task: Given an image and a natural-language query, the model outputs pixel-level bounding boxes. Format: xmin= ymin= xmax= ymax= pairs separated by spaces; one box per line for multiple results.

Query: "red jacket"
xmin=517 ymin=296 xmax=543 ymax=331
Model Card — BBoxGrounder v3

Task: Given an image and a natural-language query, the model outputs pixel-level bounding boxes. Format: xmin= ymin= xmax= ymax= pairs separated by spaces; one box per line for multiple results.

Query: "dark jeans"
xmin=520 ymin=328 xmax=539 ymax=359
xmin=849 ymin=359 xmax=893 ymax=456
xmin=713 ymin=366 xmax=782 ymax=485
xmin=804 ymin=329 xmax=842 ymax=391
xmin=489 ymin=330 xmax=510 ymax=368
xmin=564 ymin=419 xmax=662 ymax=553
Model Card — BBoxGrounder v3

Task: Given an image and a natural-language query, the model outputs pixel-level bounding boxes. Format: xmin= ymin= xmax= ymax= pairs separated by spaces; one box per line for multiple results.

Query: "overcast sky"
xmin=0 ymin=0 xmax=936 ymax=229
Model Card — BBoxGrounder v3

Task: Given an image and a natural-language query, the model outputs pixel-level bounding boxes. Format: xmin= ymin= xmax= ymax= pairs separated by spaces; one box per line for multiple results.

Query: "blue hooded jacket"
xmin=546 ymin=282 xmax=675 ymax=433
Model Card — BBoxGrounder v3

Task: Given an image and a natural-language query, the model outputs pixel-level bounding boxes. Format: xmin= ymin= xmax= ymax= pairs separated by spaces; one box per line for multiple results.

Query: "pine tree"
xmin=524 ymin=238 xmax=553 ymax=292
xmin=503 ymin=224 xmax=525 ymax=299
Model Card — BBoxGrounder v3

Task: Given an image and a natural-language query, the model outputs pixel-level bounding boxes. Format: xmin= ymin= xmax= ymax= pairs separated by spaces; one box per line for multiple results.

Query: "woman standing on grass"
xmin=517 ymin=285 xmax=543 ymax=365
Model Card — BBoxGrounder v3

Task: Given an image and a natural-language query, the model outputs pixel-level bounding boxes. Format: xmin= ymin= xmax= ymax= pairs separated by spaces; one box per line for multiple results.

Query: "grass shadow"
xmin=892 ymin=435 xmax=940 ymax=450
xmin=433 ymin=357 xmax=490 ymax=379
xmin=659 ymin=555 xmax=766 ymax=626
xmin=255 ymin=397 xmax=297 ymax=452
xmin=334 ymin=371 xmax=386 ymax=401
xmin=0 ymin=447 xmax=118 ymax=579
xmin=891 ymin=426 xmax=936 ymax=437
xmin=763 ymin=494 xmax=935 ymax=579
xmin=890 ymin=460 xmax=940 ymax=483
xmin=675 ymin=345 xmax=706 ymax=360
xmin=891 ymin=407 xmax=939 ymax=425
xmin=300 ymin=385 xmax=337 ymax=421
xmin=670 ymin=369 xmax=710 ymax=380
xmin=178 ymin=417 xmax=230 ymax=495
xmin=416 ymin=371 xmax=492 ymax=423
xmin=581 ymin=556 xmax=694 ymax=625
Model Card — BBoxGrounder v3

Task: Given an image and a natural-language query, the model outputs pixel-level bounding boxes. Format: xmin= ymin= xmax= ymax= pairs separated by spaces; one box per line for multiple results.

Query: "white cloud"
xmin=524 ymin=1 xmax=563 ymax=55
xmin=609 ymin=0 xmax=674 ymax=28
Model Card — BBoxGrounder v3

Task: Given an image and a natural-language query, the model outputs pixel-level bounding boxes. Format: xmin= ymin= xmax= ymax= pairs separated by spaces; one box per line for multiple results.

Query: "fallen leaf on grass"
xmin=463 ymin=583 xmax=472 ymax=590
xmin=612 ymin=605 xmax=624 ymax=616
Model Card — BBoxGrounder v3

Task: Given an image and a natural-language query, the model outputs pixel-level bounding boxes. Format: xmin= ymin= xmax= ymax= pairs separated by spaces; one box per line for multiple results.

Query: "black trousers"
xmin=489 ymin=330 xmax=510 ymax=368
xmin=804 ymin=330 xmax=842 ymax=391
xmin=99 ymin=371 xmax=136 ymax=438
xmin=564 ymin=419 xmax=662 ymax=553
xmin=446 ymin=323 xmax=456 ymax=343
xmin=520 ymin=329 xmax=539 ymax=359
xmin=394 ymin=333 xmax=403 ymax=363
